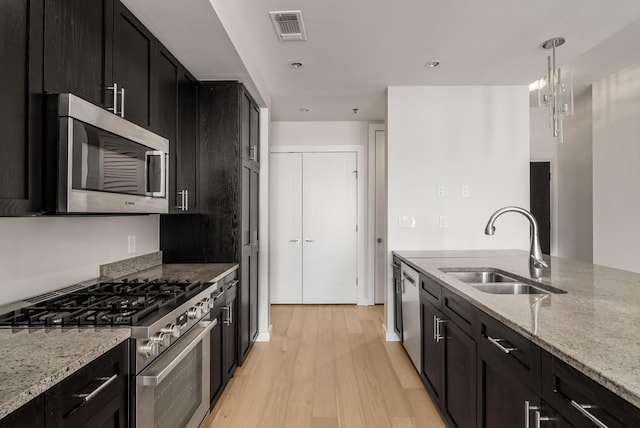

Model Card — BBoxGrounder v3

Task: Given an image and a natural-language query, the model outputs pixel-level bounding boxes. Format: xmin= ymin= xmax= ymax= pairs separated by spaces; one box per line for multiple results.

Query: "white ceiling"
xmin=122 ymin=0 xmax=640 ymax=121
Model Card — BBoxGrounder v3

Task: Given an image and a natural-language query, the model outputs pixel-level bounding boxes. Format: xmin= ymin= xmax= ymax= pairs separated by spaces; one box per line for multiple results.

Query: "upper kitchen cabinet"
xmin=43 ymin=0 xmax=114 ymax=109
xmin=0 ymin=0 xmax=44 ymax=216
xmin=43 ymin=0 xmax=155 ymax=130
xmin=241 ymin=91 xmax=260 ymax=167
xmin=155 ymin=44 xmax=199 ymax=214
xmin=112 ymin=1 xmax=155 ymax=129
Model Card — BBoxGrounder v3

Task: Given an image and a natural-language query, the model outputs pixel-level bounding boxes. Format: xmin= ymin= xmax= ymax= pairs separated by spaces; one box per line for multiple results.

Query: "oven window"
xmin=71 ymin=120 xmax=159 ymax=196
xmin=153 ymin=342 xmax=203 ymax=428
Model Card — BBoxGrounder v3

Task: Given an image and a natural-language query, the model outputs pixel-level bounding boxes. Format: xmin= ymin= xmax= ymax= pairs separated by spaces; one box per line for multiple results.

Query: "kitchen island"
xmin=394 ymin=249 xmax=640 ymax=424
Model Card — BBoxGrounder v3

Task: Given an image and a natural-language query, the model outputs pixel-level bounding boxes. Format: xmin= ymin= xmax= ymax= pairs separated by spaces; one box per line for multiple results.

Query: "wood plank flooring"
xmin=201 ymin=305 xmax=445 ymax=428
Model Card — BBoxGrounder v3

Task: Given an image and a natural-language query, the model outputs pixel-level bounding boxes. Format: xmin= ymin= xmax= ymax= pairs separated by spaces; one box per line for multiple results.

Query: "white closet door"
xmin=270 ymin=153 xmax=303 ymax=303
xmin=302 ymin=152 xmax=358 ymax=304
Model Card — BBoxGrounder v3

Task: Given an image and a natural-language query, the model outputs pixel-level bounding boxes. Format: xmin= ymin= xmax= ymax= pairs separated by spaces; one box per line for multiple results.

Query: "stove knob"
xmin=198 ymin=300 xmax=211 ymax=314
xmin=187 ymin=305 xmax=203 ymax=319
xmin=202 ymin=297 xmax=213 ymax=309
xmin=138 ymin=340 xmax=159 ymax=358
xmin=161 ymin=323 xmax=181 ymax=338
xmin=151 ymin=332 xmax=171 ymax=347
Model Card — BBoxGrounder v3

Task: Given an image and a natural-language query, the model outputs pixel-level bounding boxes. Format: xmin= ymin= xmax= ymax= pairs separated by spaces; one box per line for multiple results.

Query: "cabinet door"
xmin=478 ymin=342 xmax=540 ymax=428
xmin=43 ymin=0 xmax=113 ymax=108
xmin=420 ymin=297 xmax=443 ymax=405
xmin=45 ymin=342 xmax=128 ymax=428
xmin=250 ymin=102 xmax=260 ymax=166
xmin=210 ymin=307 xmax=224 ymax=407
xmin=241 ymin=91 xmax=251 ymax=162
xmin=175 ymin=69 xmax=199 ymax=213
xmin=113 ymin=1 xmax=155 ymax=129
xmin=0 ymin=0 xmax=43 ymax=216
xmin=223 ymin=292 xmax=238 ymax=380
xmin=250 ymin=244 xmax=259 ymax=344
xmin=239 ymin=248 xmax=251 ymax=362
xmin=0 ymin=394 xmax=44 ymax=428
xmin=443 ymin=318 xmax=476 ymax=428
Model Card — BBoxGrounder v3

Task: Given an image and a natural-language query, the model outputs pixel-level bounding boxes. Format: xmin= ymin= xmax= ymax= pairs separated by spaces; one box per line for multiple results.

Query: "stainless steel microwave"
xmin=46 ymin=94 xmax=169 ymax=214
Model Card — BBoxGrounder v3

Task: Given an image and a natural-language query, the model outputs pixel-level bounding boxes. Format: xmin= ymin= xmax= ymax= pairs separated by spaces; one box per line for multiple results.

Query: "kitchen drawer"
xmin=420 ymin=272 xmax=442 ymax=307
xmin=479 ymin=313 xmax=540 ymax=393
xmin=45 ymin=341 xmax=128 ymax=428
xmin=541 ymin=352 xmax=640 ymax=427
xmin=442 ymin=288 xmax=476 ymax=336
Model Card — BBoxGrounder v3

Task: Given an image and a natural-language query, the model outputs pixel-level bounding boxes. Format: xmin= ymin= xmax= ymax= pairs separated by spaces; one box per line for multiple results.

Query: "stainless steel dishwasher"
xmin=401 ymin=262 xmax=420 ymax=371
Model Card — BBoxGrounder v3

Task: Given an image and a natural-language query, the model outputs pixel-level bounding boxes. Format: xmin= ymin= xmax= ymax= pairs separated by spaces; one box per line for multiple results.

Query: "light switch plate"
xmin=399 ymin=216 xmax=416 ymax=228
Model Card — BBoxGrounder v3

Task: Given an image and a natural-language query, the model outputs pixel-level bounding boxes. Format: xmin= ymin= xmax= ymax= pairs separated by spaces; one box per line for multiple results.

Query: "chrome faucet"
xmin=484 ymin=206 xmax=548 ymax=279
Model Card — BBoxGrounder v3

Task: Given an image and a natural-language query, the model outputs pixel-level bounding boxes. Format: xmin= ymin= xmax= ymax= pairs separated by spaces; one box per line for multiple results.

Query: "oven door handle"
xmin=139 ymin=319 xmax=217 ymax=386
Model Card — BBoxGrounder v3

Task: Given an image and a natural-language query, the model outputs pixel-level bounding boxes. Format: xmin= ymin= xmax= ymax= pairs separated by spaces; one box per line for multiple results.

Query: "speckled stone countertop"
xmin=124 ymin=263 xmax=238 ymax=285
xmin=393 ymin=249 xmax=640 ymax=409
xmin=0 ymin=327 xmax=130 ymax=419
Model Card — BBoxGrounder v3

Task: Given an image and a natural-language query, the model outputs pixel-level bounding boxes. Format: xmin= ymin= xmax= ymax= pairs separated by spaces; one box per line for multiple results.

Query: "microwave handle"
xmin=145 ymin=150 xmax=166 ymax=198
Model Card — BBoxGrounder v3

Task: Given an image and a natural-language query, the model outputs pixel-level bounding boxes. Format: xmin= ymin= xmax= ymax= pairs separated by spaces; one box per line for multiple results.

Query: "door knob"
xmin=305 ymin=239 xmax=314 ymax=242
xmin=289 ymin=239 xmax=301 ymax=243
xmin=377 ymin=237 xmax=383 ymax=243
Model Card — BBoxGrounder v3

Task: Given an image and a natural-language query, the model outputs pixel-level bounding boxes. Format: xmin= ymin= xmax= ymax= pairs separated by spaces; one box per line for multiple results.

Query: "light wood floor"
xmin=201 ymin=305 xmax=445 ymax=428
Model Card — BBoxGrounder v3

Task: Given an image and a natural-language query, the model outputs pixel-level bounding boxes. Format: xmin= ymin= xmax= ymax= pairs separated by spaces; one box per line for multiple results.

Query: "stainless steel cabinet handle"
xmin=534 ymin=411 xmax=556 ymax=427
xmin=250 ymin=145 xmax=257 ymax=161
xmin=223 ymin=305 xmax=231 ymax=325
xmin=120 ymin=87 xmax=125 ymax=118
xmin=433 ymin=315 xmax=438 ymax=340
xmin=525 ymin=400 xmax=541 ymax=428
xmin=289 ymin=239 xmax=301 ymax=243
xmin=107 ymin=83 xmax=119 ymax=115
xmin=304 ymin=238 xmax=314 ymax=242
xmin=570 ymin=401 xmax=608 ymax=428
xmin=401 ymin=278 xmax=405 ymax=294
xmin=487 ymin=336 xmax=518 ymax=354
xmin=73 ymin=373 xmax=118 ymax=403
xmin=392 ymin=263 xmax=401 ymax=269
xmin=435 ymin=317 xmax=447 ymax=342
xmin=176 ymin=190 xmax=189 ymax=210
xmin=229 ymin=303 xmax=233 ymax=324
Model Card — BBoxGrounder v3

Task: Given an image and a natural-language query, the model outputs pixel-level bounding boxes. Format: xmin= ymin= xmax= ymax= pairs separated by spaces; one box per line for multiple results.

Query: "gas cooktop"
xmin=0 ymin=278 xmax=208 ymax=327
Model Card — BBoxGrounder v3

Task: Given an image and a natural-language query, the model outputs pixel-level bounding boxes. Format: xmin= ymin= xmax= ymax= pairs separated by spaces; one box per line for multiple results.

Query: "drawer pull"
xmin=570 ymin=400 xmax=608 ymax=428
xmin=73 ymin=373 xmax=118 ymax=404
xmin=392 ymin=263 xmax=401 ymax=269
xmin=487 ymin=336 xmax=518 ymax=354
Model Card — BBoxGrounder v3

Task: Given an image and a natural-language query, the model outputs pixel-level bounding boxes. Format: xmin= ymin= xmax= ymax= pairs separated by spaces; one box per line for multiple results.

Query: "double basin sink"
xmin=440 ymin=268 xmax=566 ymax=295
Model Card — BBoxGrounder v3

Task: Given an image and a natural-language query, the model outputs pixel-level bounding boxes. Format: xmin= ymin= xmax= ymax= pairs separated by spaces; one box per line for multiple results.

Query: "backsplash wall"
xmin=0 ymin=215 xmax=159 ymax=306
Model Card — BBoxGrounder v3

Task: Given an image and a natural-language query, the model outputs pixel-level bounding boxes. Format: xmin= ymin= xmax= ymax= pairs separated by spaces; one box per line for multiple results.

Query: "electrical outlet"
xmin=437 ymin=186 xmax=446 ymax=197
xmin=399 ymin=216 xmax=416 ymax=228
xmin=439 ymin=216 xmax=448 ymax=228
xmin=127 ymin=235 xmax=136 ymax=254
xmin=461 ymin=185 xmax=470 ymax=198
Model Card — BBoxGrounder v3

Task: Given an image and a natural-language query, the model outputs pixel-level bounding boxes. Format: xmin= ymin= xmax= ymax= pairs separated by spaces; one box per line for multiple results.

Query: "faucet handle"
xmin=530 ymin=254 xmax=549 ymax=269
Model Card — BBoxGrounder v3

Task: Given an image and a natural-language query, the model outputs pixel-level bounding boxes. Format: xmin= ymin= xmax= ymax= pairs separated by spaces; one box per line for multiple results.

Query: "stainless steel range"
xmin=0 ymin=277 xmax=218 ymax=428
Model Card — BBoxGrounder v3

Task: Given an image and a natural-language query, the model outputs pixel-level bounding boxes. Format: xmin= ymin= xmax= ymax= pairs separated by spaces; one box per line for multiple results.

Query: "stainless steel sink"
xmin=440 ymin=268 xmax=567 ymax=295
xmin=445 ymin=271 xmax=518 ymax=284
xmin=472 ymin=283 xmax=548 ymax=295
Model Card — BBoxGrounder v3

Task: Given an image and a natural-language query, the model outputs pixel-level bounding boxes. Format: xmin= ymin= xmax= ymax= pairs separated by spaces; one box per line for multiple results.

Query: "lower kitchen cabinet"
xmin=45 ymin=341 xmax=128 ymax=428
xmin=541 ymin=351 xmax=640 ymax=427
xmin=0 ymin=394 xmax=44 ymax=428
xmin=210 ymin=295 xmax=224 ymax=407
xmin=223 ymin=277 xmax=238 ymax=381
xmin=420 ymin=277 xmax=476 ymax=428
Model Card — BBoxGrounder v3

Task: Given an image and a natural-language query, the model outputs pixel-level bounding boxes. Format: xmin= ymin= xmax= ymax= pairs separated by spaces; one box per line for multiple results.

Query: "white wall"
xmin=271 ymin=121 xmax=368 ymax=147
xmin=386 ymin=86 xmax=530 ymax=333
xmin=0 ymin=216 xmax=159 ymax=305
xmin=530 ymin=90 xmax=593 ymax=262
xmin=593 ymin=64 xmax=640 ymax=272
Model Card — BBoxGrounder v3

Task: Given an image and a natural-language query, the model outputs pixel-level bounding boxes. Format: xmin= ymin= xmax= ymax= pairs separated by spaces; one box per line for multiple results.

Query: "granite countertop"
xmin=0 ymin=327 xmax=130 ymax=419
xmin=0 ymin=254 xmax=238 ymax=420
xmin=393 ymin=249 xmax=640 ymax=408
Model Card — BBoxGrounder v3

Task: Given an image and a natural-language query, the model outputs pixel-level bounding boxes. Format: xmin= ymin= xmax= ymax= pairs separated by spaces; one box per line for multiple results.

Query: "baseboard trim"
xmin=384 ymin=325 xmax=401 ymax=342
xmin=256 ymin=324 xmax=273 ymax=342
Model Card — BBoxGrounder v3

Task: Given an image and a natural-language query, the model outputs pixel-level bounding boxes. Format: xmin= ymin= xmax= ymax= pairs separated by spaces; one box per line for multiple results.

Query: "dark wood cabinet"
xmin=161 ymin=81 xmax=260 ymax=366
xmin=45 ymin=341 xmax=128 ymax=428
xmin=0 ymin=0 xmax=43 ymax=216
xmin=43 ymin=0 xmax=113 ymax=108
xmin=223 ymin=279 xmax=238 ymax=380
xmin=112 ymin=1 xmax=155 ymax=129
xmin=0 ymin=394 xmax=44 ymax=428
xmin=541 ymin=352 xmax=640 ymax=428
xmin=173 ymin=69 xmax=199 ymax=213
xmin=210 ymin=290 xmax=225 ymax=407
xmin=419 ymin=275 xmax=476 ymax=428
xmin=420 ymin=296 xmax=443 ymax=403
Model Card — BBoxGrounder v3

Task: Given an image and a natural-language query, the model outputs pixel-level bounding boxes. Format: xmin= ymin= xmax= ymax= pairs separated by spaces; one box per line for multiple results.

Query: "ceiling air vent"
xmin=269 ymin=10 xmax=307 ymax=41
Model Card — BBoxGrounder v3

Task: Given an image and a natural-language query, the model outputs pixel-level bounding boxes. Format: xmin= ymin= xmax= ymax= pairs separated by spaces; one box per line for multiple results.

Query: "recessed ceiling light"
xmin=289 ymin=61 xmax=304 ymax=69
xmin=425 ymin=60 xmax=440 ymax=68
xmin=298 ymin=108 xmax=310 ymax=112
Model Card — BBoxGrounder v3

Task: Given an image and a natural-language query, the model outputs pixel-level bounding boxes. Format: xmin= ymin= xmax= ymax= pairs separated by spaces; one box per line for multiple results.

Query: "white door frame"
xmin=270 ymin=145 xmax=370 ymax=305
xmin=367 ymin=124 xmax=386 ymax=304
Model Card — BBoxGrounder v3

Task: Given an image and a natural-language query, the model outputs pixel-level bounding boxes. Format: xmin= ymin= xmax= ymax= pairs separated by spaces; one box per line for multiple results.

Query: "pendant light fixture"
xmin=534 ymin=37 xmax=574 ymax=143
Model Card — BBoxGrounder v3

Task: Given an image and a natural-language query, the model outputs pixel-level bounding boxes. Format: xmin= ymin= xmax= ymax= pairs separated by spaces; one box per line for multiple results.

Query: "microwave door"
xmin=145 ymin=150 xmax=166 ymax=198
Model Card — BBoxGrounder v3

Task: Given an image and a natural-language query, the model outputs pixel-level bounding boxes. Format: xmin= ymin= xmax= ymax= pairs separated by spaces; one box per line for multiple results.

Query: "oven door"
xmin=136 ymin=320 xmax=216 ymax=428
